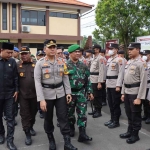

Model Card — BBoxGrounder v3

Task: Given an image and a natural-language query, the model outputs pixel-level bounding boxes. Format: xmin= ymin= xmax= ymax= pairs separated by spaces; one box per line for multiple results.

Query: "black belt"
xmin=148 ymin=80 xmax=150 ymax=84
xmin=124 ymin=82 xmax=140 ymax=88
xmin=42 ymin=82 xmax=63 ymax=89
xmin=90 ymin=72 xmax=99 ymax=75
xmin=106 ymin=76 xmax=118 ymax=79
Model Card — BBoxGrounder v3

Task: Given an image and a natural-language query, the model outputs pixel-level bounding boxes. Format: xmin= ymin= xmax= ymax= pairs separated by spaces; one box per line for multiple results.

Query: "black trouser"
xmin=92 ymin=83 xmax=102 ymax=111
xmin=107 ymin=88 xmax=121 ymax=122
xmin=44 ymin=96 xmax=70 ymax=135
xmin=0 ymin=97 xmax=15 ymax=142
xmin=37 ymin=102 xmax=43 ymax=115
xmin=14 ymin=102 xmax=18 ymax=117
xmin=19 ymin=97 xmax=37 ymax=131
xmin=124 ymin=94 xmax=142 ymax=131
xmin=101 ymin=82 xmax=106 ymax=104
xmin=142 ymin=89 xmax=150 ymax=118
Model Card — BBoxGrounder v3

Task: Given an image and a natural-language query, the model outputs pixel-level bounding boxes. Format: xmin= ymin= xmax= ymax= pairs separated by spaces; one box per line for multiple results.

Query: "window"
xmin=21 ymin=10 xmax=46 ymax=26
xmin=50 ymin=12 xmax=78 ymax=19
xmin=12 ymin=4 xmax=17 ymax=30
xmin=2 ymin=3 xmax=7 ymax=30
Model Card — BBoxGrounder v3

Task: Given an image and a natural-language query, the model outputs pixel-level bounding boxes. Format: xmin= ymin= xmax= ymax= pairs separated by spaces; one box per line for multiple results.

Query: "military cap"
xmin=93 ymin=44 xmax=101 ymax=50
xmin=101 ymin=49 xmax=106 ymax=53
xmin=44 ymin=39 xmax=57 ymax=47
xmin=2 ymin=42 xmax=14 ymax=50
xmin=20 ymin=46 xmax=30 ymax=53
xmin=63 ymin=51 xmax=69 ymax=55
xmin=118 ymin=50 xmax=125 ymax=54
xmin=86 ymin=49 xmax=93 ymax=53
xmin=109 ymin=43 xmax=119 ymax=49
xmin=128 ymin=42 xmax=141 ymax=49
xmin=143 ymin=50 xmax=150 ymax=55
xmin=36 ymin=50 xmax=45 ymax=56
xmin=68 ymin=44 xmax=80 ymax=53
xmin=14 ymin=47 xmax=20 ymax=52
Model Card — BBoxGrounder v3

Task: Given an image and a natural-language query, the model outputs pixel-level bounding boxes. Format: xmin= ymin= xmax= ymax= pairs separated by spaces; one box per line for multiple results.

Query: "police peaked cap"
xmin=44 ymin=39 xmax=57 ymax=47
xmin=86 ymin=49 xmax=93 ymax=53
xmin=36 ymin=50 xmax=45 ymax=56
xmin=20 ymin=46 xmax=30 ymax=53
xmin=128 ymin=42 xmax=141 ymax=49
xmin=109 ymin=43 xmax=119 ymax=49
xmin=68 ymin=44 xmax=80 ymax=53
xmin=143 ymin=50 xmax=150 ymax=55
xmin=118 ymin=50 xmax=125 ymax=54
xmin=2 ymin=42 xmax=14 ymax=50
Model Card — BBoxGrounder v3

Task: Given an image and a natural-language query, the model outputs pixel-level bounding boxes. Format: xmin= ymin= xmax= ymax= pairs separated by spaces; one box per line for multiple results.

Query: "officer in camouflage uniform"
xmin=67 ymin=44 xmax=94 ymax=142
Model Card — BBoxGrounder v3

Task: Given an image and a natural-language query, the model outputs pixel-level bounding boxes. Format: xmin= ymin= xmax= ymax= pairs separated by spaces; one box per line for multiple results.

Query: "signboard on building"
xmin=136 ymin=36 xmax=150 ymax=51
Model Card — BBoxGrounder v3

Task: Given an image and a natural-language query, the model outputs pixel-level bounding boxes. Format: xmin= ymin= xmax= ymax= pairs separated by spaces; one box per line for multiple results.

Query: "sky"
xmin=79 ymin=0 xmax=99 ymax=37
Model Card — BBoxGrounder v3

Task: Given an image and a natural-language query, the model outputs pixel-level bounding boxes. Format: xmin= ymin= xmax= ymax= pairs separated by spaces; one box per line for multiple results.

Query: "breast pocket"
xmin=18 ymin=70 xmax=26 ymax=78
xmin=129 ymin=66 xmax=137 ymax=75
xmin=42 ymin=68 xmax=51 ymax=79
xmin=111 ymin=63 xmax=117 ymax=71
xmin=57 ymin=65 xmax=64 ymax=77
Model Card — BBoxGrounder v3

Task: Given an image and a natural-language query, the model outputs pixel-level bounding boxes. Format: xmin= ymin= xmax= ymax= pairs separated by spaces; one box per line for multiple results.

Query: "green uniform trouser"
xmin=68 ymin=91 xmax=87 ymax=127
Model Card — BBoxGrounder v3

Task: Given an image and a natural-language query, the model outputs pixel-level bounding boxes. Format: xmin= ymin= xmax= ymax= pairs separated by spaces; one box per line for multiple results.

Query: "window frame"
xmin=12 ymin=4 xmax=17 ymax=30
xmin=2 ymin=3 xmax=7 ymax=30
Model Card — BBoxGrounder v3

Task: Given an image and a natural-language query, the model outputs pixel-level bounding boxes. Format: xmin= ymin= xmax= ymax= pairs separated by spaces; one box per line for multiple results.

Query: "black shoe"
xmin=14 ymin=120 xmax=17 ymax=126
xmin=47 ymin=134 xmax=56 ymax=150
xmin=64 ymin=135 xmax=77 ymax=150
xmin=102 ymin=102 xmax=107 ymax=106
xmin=142 ymin=115 xmax=147 ymax=121
xmin=93 ymin=111 xmax=102 ymax=118
xmin=126 ymin=130 xmax=140 ymax=144
xmin=145 ymin=118 xmax=150 ymax=124
xmin=120 ymin=132 xmax=131 ymax=139
xmin=104 ymin=120 xmax=113 ymax=126
xmin=78 ymin=127 xmax=92 ymax=142
xmin=88 ymin=110 xmax=96 ymax=115
xmin=70 ymin=125 xmax=75 ymax=137
xmin=108 ymin=121 xmax=120 ymax=129
xmin=40 ymin=113 xmax=44 ymax=119
xmin=25 ymin=129 xmax=32 ymax=145
xmin=0 ymin=134 xmax=5 ymax=144
xmin=7 ymin=140 xmax=17 ymax=150
xmin=30 ymin=127 xmax=36 ymax=136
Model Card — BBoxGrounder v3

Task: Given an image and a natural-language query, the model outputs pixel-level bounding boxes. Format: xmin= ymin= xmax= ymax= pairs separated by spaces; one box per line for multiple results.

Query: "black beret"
xmin=86 ymin=50 xmax=93 ymax=53
xmin=128 ymin=42 xmax=141 ymax=49
xmin=93 ymin=44 xmax=101 ymax=50
xmin=118 ymin=50 xmax=125 ymax=54
xmin=2 ymin=42 xmax=14 ymax=50
xmin=109 ymin=43 xmax=119 ymax=49
xmin=143 ymin=50 xmax=150 ymax=55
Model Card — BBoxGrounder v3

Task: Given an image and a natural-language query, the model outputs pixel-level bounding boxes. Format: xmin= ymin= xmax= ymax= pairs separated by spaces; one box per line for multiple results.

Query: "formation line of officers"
xmin=0 ymin=40 xmax=150 ymax=150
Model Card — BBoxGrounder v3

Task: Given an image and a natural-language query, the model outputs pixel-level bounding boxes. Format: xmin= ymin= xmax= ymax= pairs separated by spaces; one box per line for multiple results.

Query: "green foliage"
xmin=80 ymin=36 xmax=88 ymax=48
xmin=94 ymin=0 xmax=150 ymax=50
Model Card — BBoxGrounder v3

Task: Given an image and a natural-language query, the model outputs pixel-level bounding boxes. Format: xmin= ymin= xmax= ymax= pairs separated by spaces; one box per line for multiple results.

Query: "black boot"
xmin=47 ymin=133 xmax=56 ymax=150
xmin=145 ymin=118 xmax=150 ymax=124
xmin=64 ymin=135 xmax=77 ymax=150
xmin=78 ymin=127 xmax=92 ymax=142
xmin=102 ymin=102 xmax=107 ymax=106
xmin=104 ymin=120 xmax=113 ymax=126
xmin=30 ymin=127 xmax=36 ymax=136
xmin=142 ymin=115 xmax=147 ymax=121
xmin=70 ymin=125 xmax=75 ymax=137
xmin=126 ymin=130 xmax=140 ymax=144
xmin=93 ymin=109 xmax=102 ymax=118
xmin=7 ymin=139 xmax=17 ymax=150
xmin=88 ymin=109 xmax=96 ymax=115
xmin=24 ymin=129 xmax=32 ymax=145
xmin=108 ymin=121 xmax=120 ymax=129
xmin=0 ymin=134 xmax=5 ymax=144
xmin=120 ymin=127 xmax=132 ymax=139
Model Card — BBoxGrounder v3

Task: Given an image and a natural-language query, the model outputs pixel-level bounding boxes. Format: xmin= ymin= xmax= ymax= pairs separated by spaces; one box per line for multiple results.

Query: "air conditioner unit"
xmin=22 ymin=25 xmax=30 ymax=33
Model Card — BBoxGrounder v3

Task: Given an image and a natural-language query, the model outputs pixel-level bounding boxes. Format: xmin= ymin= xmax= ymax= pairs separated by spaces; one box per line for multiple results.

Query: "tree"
xmin=95 ymin=0 xmax=150 ymax=51
xmin=80 ymin=36 xmax=88 ymax=48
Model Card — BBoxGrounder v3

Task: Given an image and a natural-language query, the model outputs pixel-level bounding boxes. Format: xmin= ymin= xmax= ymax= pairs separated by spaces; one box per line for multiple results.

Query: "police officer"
xmin=104 ymin=43 xmax=125 ymax=128
xmin=67 ymin=44 xmax=94 ymax=142
xmin=34 ymin=39 xmax=77 ymax=150
xmin=141 ymin=50 xmax=150 ymax=124
xmin=120 ymin=43 xmax=147 ymax=144
xmin=85 ymin=49 xmax=93 ymax=70
xmin=0 ymin=42 xmax=18 ymax=150
xmin=89 ymin=44 xmax=106 ymax=118
xmin=118 ymin=50 xmax=127 ymax=64
xmin=17 ymin=46 xmax=37 ymax=146
xmin=12 ymin=47 xmax=20 ymax=63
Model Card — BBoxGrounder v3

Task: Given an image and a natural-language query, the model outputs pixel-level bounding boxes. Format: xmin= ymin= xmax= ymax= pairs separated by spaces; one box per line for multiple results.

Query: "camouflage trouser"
xmin=68 ymin=93 xmax=87 ymax=127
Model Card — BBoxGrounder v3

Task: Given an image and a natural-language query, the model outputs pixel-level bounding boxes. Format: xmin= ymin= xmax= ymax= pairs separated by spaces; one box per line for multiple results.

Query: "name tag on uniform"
xmin=42 ymin=66 xmax=50 ymax=68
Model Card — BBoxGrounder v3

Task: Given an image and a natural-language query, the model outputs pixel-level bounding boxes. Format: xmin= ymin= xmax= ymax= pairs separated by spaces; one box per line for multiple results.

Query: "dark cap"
xmin=2 ymin=42 xmax=14 ymax=50
xmin=36 ymin=50 xmax=45 ymax=56
xmin=20 ymin=46 xmax=30 ymax=53
xmin=118 ymin=50 xmax=125 ymax=54
xmin=128 ymin=42 xmax=141 ymax=49
xmin=93 ymin=44 xmax=101 ymax=50
xmin=109 ymin=43 xmax=119 ymax=49
xmin=143 ymin=50 xmax=150 ymax=55
xmin=101 ymin=49 xmax=106 ymax=54
xmin=86 ymin=49 xmax=93 ymax=53
xmin=44 ymin=39 xmax=57 ymax=47
xmin=140 ymin=51 xmax=143 ymax=55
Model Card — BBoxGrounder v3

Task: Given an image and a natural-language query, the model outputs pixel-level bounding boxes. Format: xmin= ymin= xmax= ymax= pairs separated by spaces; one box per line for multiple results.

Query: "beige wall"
xmin=22 ymin=25 xmax=46 ymax=34
xmin=22 ymin=39 xmax=44 ymax=43
xmin=49 ymin=17 xmax=77 ymax=36
xmin=30 ymin=48 xmax=37 ymax=57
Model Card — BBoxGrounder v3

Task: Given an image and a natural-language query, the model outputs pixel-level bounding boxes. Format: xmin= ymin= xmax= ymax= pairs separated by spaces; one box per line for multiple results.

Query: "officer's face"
xmin=12 ymin=51 xmax=19 ymax=58
xmin=57 ymin=49 xmax=63 ymax=58
xmin=70 ymin=50 xmax=80 ymax=61
xmin=128 ymin=48 xmax=139 ymax=58
xmin=94 ymin=48 xmax=100 ymax=54
xmin=36 ymin=54 xmax=44 ymax=60
xmin=45 ymin=46 xmax=56 ymax=57
xmin=100 ymin=52 xmax=105 ymax=57
xmin=1 ymin=49 xmax=13 ymax=59
xmin=21 ymin=52 xmax=31 ymax=62
xmin=86 ymin=52 xmax=91 ymax=57
xmin=118 ymin=54 xmax=124 ymax=58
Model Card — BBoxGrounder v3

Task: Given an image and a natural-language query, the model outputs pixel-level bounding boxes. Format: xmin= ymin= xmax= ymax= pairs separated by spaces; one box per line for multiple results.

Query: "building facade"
xmin=0 ymin=0 xmax=92 ymax=55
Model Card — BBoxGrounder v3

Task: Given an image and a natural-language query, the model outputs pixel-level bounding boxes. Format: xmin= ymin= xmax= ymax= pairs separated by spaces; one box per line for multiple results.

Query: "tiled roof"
xmin=36 ymin=0 xmax=92 ymax=7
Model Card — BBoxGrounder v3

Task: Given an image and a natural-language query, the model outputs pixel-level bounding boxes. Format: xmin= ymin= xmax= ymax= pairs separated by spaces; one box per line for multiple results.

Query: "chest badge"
xmin=44 ymin=73 xmax=50 ymax=79
xmin=20 ymin=72 xmax=24 ymax=77
xmin=8 ymin=64 xmax=11 ymax=67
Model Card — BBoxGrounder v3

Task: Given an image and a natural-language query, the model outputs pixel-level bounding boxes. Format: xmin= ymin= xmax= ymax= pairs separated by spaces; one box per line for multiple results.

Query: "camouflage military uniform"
xmin=66 ymin=59 xmax=93 ymax=127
